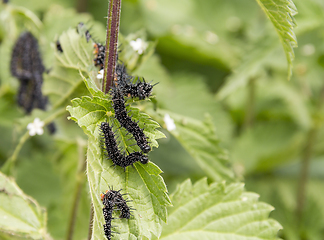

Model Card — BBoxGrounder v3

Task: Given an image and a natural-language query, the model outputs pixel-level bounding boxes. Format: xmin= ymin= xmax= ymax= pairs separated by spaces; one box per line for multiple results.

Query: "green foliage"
xmin=67 ymin=76 xmax=170 ymax=239
xmin=0 ymin=171 xmax=50 ymax=239
xmin=255 ymin=0 xmax=298 ymax=79
xmin=43 ymin=27 xmax=95 ymax=108
xmin=148 ymin=109 xmax=234 ymax=182
xmin=2 ymin=0 xmax=324 ymax=239
xmin=216 ymin=37 xmax=278 ymax=100
xmin=155 ymin=178 xmax=281 ymax=240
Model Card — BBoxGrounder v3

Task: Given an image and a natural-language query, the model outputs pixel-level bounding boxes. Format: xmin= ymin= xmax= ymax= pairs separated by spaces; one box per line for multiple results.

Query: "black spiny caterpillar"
xmin=100 ymin=122 xmax=149 ymax=169
xmin=115 ymin=64 xmax=155 ymax=100
xmin=110 ymin=88 xmax=151 ymax=153
xmin=100 ymin=188 xmax=133 ymax=240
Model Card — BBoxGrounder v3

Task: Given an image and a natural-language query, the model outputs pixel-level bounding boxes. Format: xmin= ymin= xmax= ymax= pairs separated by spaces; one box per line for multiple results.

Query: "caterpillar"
xmin=101 ymin=189 xmax=132 ymax=240
xmin=75 ymin=22 xmax=106 ymax=69
xmin=92 ymin=45 xmax=155 ymax=100
xmin=115 ymin=64 xmax=155 ymax=100
xmin=100 ymin=122 xmax=149 ymax=169
xmin=56 ymin=40 xmax=63 ymax=53
xmin=101 ymin=191 xmax=115 ymax=240
xmin=10 ymin=32 xmax=47 ymax=114
xmin=101 ymin=189 xmax=132 ymax=219
xmin=77 ymin=22 xmax=92 ymax=42
xmin=79 ymin=23 xmax=155 ymax=100
xmin=110 ymin=88 xmax=151 ymax=153
xmin=10 ymin=32 xmax=56 ymax=134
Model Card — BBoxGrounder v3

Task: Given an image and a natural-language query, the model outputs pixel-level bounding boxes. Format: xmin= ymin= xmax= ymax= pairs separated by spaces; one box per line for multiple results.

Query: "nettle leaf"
xmin=156 ymin=178 xmax=282 ymax=240
xmin=43 ymin=27 xmax=98 ymax=109
xmin=149 ymin=110 xmax=234 ymax=182
xmin=0 ymin=171 xmax=50 ymax=239
xmin=67 ymin=78 xmax=170 ymax=239
xmin=217 ymin=37 xmax=277 ymax=100
xmin=255 ymin=0 xmax=298 ymax=79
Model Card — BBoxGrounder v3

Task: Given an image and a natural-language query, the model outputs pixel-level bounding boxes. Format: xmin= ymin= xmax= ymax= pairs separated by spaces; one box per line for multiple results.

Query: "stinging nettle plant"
xmin=0 ymin=0 xmax=301 ymax=239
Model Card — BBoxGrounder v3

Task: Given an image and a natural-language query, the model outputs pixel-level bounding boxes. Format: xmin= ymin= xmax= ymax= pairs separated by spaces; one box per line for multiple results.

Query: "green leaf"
xmin=156 ymin=178 xmax=282 ymax=240
xmin=255 ymin=0 xmax=298 ymax=79
xmin=259 ymin=80 xmax=311 ymax=129
xmin=148 ymin=110 xmax=235 ymax=182
xmin=217 ymin=37 xmax=277 ymax=100
xmin=43 ymin=27 xmax=98 ymax=109
xmin=0 ymin=171 xmax=50 ymax=239
xmin=67 ymin=83 xmax=170 ymax=239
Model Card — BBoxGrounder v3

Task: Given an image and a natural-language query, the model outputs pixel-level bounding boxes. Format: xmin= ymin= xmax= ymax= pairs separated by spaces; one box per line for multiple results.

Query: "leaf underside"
xmin=0 ymin=171 xmax=48 ymax=239
xmin=256 ymin=0 xmax=298 ymax=79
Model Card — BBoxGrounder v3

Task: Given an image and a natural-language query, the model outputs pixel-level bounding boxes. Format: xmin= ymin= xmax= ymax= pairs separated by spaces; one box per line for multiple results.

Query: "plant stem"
xmin=296 ymin=86 xmax=324 ymax=223
xmin=296 ymin=128 xmax=316 ymax=223
xmin=244 ymin=77 xmax=256 ymax=129
xmin=102 ymin=0 xmax=122 ymax=93
xmin=66 ymin=138 xmax=87 ymax=240
xmin=1 ymin=107 xmax=66 ymax=175
xmin=76 ymin=0 xmax=88 ymax=12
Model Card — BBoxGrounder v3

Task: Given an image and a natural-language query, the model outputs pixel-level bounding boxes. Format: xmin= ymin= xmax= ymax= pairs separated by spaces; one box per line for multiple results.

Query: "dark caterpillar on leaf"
xmin=100 ymin=122 xmax=149 ymax=169
xmin=92 ymin=43 xmax=155 ymax=100
xmin=110 ymin=88 xmax=151 ymax=153
xmin=115 ymin=64 xmax=155 ymax=100
xmin=101 ymin=188 xmax=133 ymax=240
xmin=77 ymin=22 xmax=92 ymax=42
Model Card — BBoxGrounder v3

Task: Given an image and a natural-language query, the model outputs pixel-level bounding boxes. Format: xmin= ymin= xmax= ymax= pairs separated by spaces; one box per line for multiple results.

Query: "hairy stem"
xmin=66 ymin=138 xmax=87 ymax=240
xmin=102 ymin=0 xmax=122 ymax=93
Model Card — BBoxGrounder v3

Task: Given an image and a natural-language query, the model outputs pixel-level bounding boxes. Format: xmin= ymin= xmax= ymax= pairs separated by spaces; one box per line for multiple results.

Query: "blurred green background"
xmin=0 ymin=0 xmax=324 ymax=239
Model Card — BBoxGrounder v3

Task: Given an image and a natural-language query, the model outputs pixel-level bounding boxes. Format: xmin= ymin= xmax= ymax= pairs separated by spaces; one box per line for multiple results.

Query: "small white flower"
xmin=164 ymin=114 xmax=176 ymax=131
xmin=97 ymin=69 xmax=104 ymax=79
xmin=27 ymin=118 xmax=44 ymax=136
xmin=130 ymin=38 xmax=147 ymax=55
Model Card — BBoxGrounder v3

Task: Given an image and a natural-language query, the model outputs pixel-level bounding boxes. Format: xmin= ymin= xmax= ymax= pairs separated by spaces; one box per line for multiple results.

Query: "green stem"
xmin=296 ymin=86 xmax=324 ymax=224
xmin=244 ymin=77 xmax=256 ymax=129
xmin=66 ymin=138 xmax=87 ymax=240
xmin=1 ymin=108 xmax=66 ymax=175
xmin=1 ymin=131 xmax=29 ymax=175
xmin=296 ymin=128 xmax=316 ymax=223
xmin=102 ymin=0 xmax=122 ymax=93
